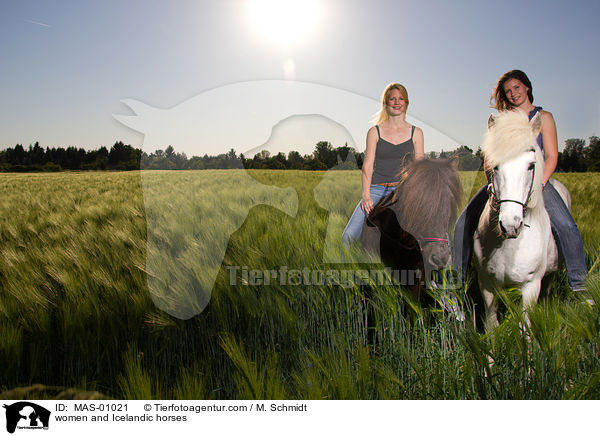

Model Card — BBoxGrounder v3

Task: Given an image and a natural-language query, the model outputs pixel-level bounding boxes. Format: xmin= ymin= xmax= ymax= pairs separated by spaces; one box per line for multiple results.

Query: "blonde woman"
xmin=342 ymin=83 xmax=424 ymax=244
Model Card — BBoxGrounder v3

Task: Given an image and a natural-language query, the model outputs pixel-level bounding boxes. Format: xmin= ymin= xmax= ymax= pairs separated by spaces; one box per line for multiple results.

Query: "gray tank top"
xmin=371 ymin=125 xmax=415 ymax=184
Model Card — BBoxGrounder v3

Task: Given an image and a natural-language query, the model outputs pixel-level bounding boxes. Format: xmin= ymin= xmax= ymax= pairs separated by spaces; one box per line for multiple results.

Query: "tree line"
xmin=1 ymin=137 xmax=599 ymax=172
xmin=0 ymin=141 xmax=140 ymax=171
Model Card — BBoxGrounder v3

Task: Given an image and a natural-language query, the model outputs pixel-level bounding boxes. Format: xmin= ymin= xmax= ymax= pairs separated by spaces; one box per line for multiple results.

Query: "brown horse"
xmin=360 ymin=158 xmax=462 ymax=301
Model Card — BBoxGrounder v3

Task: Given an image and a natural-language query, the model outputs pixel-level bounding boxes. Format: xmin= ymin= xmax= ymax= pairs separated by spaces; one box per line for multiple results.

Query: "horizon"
xmin=1 ymin=1 xmax=599 ymax=155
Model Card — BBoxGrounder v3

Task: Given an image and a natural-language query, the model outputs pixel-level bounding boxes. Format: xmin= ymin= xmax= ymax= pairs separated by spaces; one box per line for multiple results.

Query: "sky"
xmin=1 ymin=0 xmax=599 ymax=156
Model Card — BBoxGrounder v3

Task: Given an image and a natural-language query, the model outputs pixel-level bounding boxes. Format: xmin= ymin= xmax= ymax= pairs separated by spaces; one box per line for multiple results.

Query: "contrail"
xmin=25 ymin=19 xmax=51 ymax=28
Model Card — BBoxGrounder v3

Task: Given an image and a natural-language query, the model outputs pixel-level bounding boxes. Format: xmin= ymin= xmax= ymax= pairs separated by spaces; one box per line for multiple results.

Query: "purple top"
xmin=528 ymin=106 xmax=543 ymax=151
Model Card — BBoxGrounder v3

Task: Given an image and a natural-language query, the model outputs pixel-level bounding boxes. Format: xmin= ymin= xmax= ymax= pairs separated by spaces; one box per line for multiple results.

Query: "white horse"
xmin=473 ymin=110 xmax=571 ymax=332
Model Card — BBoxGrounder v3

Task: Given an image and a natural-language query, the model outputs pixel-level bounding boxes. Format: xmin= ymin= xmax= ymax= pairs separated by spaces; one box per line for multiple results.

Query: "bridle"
xmin=420 ymin=236 xmax=450 ymax=248
xmin=421 ymin=237 xmax=449 ymax=244
xmin=487 ymin=160 xmax=536 ymax=215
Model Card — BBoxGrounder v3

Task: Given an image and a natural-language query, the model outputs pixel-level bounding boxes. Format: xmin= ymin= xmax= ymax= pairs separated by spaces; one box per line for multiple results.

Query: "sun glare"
xmin=246 ymin=0 xmax=322 ymax=47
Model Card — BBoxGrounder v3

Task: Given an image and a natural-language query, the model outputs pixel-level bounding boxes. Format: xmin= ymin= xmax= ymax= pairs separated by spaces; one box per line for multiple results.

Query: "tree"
xmin=438 ymin=149 xmax=452 ymax=159
xmin=454 ymin=145 xmax=481 ymax=171
xmin=7 ymin=144 xmax=25 ymax=165
xmin=108 ymin=141 xmax=140 ymax=170
xmin=584 ymin=136 xmax=600 ymax=172
xmin=314 ymin=141 xmax=336 ymax=168
xmin=226 ymin=148 xmax=237 ymax=161
xmin=287 ymin=151 xmax=304 ymax=169
xmin=475 ymin=147 xmax=483 ymax=161
xmin=29 ymin=142 xmax=45 ymax=165
xmin=559 ymin=138 xmax=585 ymax=172
xmin=257 ymin=150 xmax=270 ymax=160
xmin=303 ymin=157 xmax=327 ymax=170
xmin=333 ymin=143 xmax=353 ymax=161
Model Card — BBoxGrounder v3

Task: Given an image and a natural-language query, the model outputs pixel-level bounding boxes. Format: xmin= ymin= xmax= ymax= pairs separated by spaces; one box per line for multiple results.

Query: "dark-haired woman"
xmin=342 ymin=83 xmax=424 ymax=244
xmin=452 ymin=70 xmax=587 ymax=295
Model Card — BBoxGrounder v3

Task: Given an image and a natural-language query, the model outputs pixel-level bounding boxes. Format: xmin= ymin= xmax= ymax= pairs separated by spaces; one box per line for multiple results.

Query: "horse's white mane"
xmin=483 ymin=110 xmax=538 ymax=166
xmin=483 ymin=110 xmax=545 ymax=209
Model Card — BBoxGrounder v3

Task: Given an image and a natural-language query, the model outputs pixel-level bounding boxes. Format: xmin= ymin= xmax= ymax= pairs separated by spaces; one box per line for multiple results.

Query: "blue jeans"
xmin=342 ymin=184 xmax=396 ymax=245
xmin=452 ymin=182 xmax=587 ymax=290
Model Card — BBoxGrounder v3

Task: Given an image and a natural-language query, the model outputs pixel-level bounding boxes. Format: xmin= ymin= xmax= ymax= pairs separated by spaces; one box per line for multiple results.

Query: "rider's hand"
xmin=361 ymin=194 xmax=373 ymax=214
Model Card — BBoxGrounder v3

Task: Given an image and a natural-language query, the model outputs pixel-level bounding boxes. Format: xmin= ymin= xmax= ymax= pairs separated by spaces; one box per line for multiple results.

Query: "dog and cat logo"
xmin=2 ymin=402 xmax=50 ymax=433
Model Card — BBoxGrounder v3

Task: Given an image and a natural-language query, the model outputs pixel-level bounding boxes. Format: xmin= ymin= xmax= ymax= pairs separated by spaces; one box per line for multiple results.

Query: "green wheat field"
xmin=1 ymin=169 xmax=600 ymax=400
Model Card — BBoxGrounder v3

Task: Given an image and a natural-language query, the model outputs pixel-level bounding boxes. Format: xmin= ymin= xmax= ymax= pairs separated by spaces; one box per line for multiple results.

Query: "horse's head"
xmin=483 ymin=110 xmax=544 ymax=238
xmin=387 ymin=158 xmax=462 ymax=271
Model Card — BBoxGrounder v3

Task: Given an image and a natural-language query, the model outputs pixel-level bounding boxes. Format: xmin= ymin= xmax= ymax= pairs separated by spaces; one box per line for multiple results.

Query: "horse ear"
xmin=487 ymin=114 xmax=496 ymax=129
xmin=530 ymin=112 xmax=542 ymax=136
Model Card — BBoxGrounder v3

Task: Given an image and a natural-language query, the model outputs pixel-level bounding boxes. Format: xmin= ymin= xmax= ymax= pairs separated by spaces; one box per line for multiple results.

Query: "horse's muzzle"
xmin=498 ymin=219 xmax=523 ymax=239
xmin=424 ymin=243 xmax=451 ymax=270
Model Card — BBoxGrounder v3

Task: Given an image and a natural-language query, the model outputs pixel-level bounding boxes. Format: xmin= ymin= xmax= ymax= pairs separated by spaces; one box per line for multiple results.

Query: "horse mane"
xmin=482 ymin=110 xmax=545 ymax=209
xmin=373 ymin=158 xmax=462 ymax=237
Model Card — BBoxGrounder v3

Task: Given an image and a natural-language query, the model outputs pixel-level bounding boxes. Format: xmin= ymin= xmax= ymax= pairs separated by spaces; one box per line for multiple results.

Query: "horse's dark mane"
xmin=372 ymin=158 xmax=462 ymax=237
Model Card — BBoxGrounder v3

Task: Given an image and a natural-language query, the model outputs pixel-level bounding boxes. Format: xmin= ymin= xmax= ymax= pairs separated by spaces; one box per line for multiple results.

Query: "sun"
xmin=246 ymin=0 xmax=322 ymax=48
